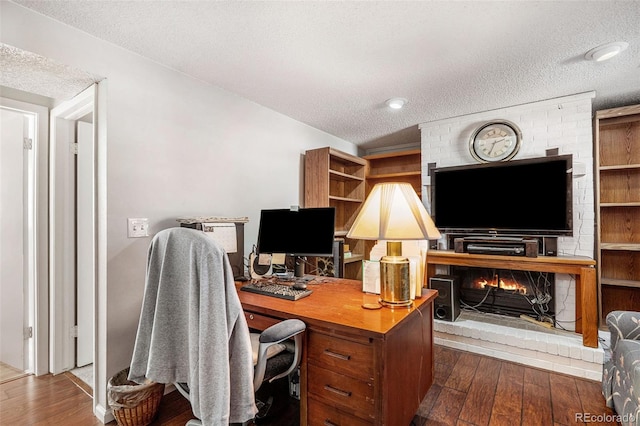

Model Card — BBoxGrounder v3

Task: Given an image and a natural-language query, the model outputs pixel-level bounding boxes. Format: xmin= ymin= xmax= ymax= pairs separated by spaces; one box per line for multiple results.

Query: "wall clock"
xmin=469 ymin=120 xmax=522 ymax=163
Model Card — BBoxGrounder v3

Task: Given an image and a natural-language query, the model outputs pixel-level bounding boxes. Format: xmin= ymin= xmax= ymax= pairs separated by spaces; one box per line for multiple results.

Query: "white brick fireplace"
xmin=419 ymin=92 xmax=604 ymax=379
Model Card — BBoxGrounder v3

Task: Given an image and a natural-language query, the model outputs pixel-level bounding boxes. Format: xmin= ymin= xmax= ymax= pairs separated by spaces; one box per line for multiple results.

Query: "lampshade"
xmin=347 ymin=182 xmax=441 ymax=241
xmin=348 ymin=182 xmax=440 ymax=307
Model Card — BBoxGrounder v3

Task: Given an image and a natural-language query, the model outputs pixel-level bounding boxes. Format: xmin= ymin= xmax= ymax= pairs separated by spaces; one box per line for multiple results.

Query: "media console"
xmin=425 ymin=250 xmax=598 ymax=348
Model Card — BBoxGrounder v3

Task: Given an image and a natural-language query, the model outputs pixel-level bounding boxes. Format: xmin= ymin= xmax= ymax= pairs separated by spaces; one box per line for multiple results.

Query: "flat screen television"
xmin=432 ymin=155 xmax=573 ymax=236
xmin=257 ymin=207 xmax=336 ymax=256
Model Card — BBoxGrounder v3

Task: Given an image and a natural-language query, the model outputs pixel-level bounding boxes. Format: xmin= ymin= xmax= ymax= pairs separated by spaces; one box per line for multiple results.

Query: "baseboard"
xmin=95 ymin=402 xmax=113 ymax=424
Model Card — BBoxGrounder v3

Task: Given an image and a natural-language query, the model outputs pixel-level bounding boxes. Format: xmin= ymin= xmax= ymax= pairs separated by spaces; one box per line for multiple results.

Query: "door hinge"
xmin=70 ymin=143 xmax=79 ymax=155
xmin=71 ymin=325 xmax=78 ymax=338
xmin=23 ymin=138 xmax=33 ymax=150
xmin=24 ymin=326 xmax=33 ymax=340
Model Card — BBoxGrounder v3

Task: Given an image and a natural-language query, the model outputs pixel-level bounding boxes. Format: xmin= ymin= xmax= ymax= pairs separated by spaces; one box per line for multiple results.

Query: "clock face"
xmin=469 ymin=120 xmax=521 ymax=162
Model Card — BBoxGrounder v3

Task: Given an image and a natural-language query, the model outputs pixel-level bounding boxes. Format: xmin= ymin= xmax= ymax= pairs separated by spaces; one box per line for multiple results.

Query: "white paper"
xmin=362 ymin=260 xmax=381 ymax=294
xmin=258 ymin=253 xmax=272 ymax=265
xmin=270 ymin=253 xmax=286 ymax=265
xmin=202 ymin=223 xmax=237 ymax=253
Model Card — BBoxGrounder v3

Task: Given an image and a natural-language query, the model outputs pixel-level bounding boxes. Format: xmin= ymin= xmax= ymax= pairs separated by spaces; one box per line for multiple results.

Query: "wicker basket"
xmin=108 ymin=368 xmax=165 ymax=426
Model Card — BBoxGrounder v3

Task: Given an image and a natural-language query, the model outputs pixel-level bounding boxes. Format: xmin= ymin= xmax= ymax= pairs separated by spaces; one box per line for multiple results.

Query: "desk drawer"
xmin=308 ymin=364 xmax=374 ymax=417
xmin=244 ymin=311 xmax=280 ymax=331
xmin=308 ymin=398 xmax=373 ymax=426
xmin=307 ymin=331 xmax=373 ymax=379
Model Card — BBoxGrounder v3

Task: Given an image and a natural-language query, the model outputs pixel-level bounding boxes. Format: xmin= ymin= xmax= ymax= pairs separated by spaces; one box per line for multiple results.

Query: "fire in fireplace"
xmin=452 ymin=266 xmax=555 ymax=320
xmin=471 ymin=273 xmax=528 ymax=294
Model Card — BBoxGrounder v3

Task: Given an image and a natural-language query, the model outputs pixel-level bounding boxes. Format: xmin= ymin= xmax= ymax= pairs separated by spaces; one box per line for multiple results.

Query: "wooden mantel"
xmin=426 ymin=250 xmax=598 ymax=348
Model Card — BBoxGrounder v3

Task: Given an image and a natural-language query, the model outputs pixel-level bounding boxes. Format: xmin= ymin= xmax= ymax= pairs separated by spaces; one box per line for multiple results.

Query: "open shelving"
xmin=363 ymin=149 xmax=422 ymax=197
xmin=594 ymin=104 xmax=640 ymax=323
xmin=304 ymin=147 xmax=367 ymax=279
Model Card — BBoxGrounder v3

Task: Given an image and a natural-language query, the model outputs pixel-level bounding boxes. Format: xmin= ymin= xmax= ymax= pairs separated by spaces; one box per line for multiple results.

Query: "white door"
xmin=0 ymin=108 xmax=29 ymax=373
xmin=76 ymin=120 xmax=94 ymax=367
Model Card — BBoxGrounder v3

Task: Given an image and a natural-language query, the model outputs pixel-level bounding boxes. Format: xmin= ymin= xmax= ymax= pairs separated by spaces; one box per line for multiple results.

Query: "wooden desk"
xmin=236 ymin=278 xmax=437 ymax=426
xmin=425 ymin=250 xmax=598 ymax=348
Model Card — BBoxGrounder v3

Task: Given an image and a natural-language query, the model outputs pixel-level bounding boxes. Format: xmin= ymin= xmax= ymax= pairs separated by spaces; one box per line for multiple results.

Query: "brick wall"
xmin=420 ymin=92 xmax=596 ymax=330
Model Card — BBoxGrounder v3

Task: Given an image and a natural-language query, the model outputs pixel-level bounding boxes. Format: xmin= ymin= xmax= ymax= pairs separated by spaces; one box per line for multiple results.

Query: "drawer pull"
xmin=323 ymin=349 xmax=351 ymax=361
xmin=323 ymin=421 xmax=338 ymax=426
xmin=249 ymin=314 xmax=254 ymax=320
xmin=324 ymin=385 xmax=352 ymax=398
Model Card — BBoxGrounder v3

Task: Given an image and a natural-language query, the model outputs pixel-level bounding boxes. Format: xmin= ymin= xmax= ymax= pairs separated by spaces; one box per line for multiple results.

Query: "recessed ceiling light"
xmin=386 ymin=97 xmax=407 ymax=109
xmin=585 ymin=42 xmax=628 ymax=62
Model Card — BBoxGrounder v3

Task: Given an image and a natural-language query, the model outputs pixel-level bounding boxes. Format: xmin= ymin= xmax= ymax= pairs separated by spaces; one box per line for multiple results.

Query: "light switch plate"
xmin=128 ymin=218 xmax=149 ymax=238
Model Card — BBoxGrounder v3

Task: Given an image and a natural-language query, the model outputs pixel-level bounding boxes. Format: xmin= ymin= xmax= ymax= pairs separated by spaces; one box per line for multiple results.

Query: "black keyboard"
xmin=240 ymin=281 xmax=312 ymax=301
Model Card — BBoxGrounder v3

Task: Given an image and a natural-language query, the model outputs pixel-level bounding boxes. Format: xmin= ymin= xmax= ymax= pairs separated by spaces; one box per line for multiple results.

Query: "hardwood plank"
xmin=416 ymin=383 xmax=443 ymax=419
xmin=489 ymin=362 xmax=524 ymax=426
xmin=434 ymin=345 xmax=462 ymax=367
xmin=574 ymin=377 xmax=618 ymax=426
xmin=444 ymin=352 xmax=481 ymax=392
xmin=459 ymin=356 xmax=501 ymax=425
xmin=522 ymin=367 xmax=553 ymax=426
xmin=433 ymin=345 xmax=461 ymax=386
xmin=549 ymin=373 xmax=583 ymax=425
xmin=434 ymin=360 xmax=455 ymax=387
xmin=0 ymin=374 xmax=102 ymax=426
xmin=425 ymin=386 xmax=468 ymax=425
xmin=0 ymin=345 xmax=618 ymax=426
xmin=0 ymin=361 xmax=26 ymax=384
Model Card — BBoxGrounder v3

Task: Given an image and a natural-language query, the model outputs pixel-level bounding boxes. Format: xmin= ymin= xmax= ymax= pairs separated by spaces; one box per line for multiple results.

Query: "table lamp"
xmin=347 ymin=182 xmax=441 ymax=307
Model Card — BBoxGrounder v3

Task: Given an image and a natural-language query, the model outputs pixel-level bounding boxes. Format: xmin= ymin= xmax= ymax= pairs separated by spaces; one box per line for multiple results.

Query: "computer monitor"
xmin=257 ymin=207 xmax=336 ymax=277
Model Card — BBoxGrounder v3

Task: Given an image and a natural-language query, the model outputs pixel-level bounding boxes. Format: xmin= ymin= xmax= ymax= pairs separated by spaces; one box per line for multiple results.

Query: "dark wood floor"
xmin=0 ymin=345 xmax=618 ymax=426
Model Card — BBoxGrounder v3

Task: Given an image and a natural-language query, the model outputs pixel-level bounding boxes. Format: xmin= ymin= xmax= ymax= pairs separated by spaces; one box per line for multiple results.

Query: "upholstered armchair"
xmin=602 ymin=311 xmax=640 ymax=426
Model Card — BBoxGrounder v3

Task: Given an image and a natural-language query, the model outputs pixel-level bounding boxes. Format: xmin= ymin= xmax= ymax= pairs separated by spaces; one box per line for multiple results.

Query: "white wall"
xmin=1 ymin=1 xmax=358 ymax=417
xmin=419 ymin=92 xmax=596 ymax=330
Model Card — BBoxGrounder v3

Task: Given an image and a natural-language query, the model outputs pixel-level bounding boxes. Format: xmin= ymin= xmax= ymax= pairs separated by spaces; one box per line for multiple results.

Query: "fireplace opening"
xmin=452 ymin=266 xmax=555 ymax=322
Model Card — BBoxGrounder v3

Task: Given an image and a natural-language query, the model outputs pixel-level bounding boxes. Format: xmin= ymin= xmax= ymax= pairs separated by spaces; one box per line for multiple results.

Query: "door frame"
xmin=49 ymin=82 xmax=107 ymax=421
xmin=0 ymin=97 xmax=49 ymax=376
xmin=50 ymin=86 xmax=94 ymax=375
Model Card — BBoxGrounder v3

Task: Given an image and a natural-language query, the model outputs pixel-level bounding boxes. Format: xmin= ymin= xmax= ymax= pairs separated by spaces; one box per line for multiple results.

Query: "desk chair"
xmin=129 ymin=227 xmax=305 ymax=425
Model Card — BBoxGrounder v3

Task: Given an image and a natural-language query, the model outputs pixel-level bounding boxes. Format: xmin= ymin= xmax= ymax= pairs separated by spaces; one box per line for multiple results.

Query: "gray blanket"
xmin=129 ymin=227 xmax=257 ymax=425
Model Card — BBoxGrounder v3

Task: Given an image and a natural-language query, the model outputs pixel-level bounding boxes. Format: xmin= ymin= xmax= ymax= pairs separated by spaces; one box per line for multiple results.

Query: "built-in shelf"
xmin=306 ymin=147 xmax=425 ymax=280
xmin=600 ymin=243 xmax=640 ymax=251
xmin=601 ymin=278 xmax=640 ymax=288
xmin=367 ymin=171 xmax=422 ymax=179
xmin=595 ymin=104 xmax=640 ymax=324
xmin=329 ymin=169 xmax=365 ymax=182
xmin=344 ymin=254 xmax=364 ymax=264
xmin=364 ymin=149 xmax=422 ymax=196
xmin=599 ymin=163 xmax=640 ymax=171
xmin=601 ymin=202 xmax=640 ymax=207
xmin=329 ymin=195 xmax=363 ymax=203
xmin=305 ymin=147 xmax=367 ymax=280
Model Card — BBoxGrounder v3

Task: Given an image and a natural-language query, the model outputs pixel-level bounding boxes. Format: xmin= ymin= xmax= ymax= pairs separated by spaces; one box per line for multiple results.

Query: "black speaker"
xmin=542 ymin=237 xmax=558 ymax=256
xmin=429 ymin=275 xmax=460 ymax=321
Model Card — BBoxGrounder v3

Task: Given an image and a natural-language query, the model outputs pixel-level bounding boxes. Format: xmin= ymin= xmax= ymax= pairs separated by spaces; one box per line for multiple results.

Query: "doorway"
xmin=0 ymin=97 xmax=49 ymax=381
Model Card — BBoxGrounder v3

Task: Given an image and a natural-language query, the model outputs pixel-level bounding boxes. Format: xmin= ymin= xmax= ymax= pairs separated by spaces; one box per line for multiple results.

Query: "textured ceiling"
xmin=10 ymin=1 xmax=640 ymax=149
xmin=0 ymin=43 xmax=100 ymax=101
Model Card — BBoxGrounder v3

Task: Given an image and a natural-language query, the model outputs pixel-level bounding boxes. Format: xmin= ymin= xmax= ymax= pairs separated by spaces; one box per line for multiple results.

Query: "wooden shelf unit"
xmin=595 ymin=104 xmax=640 ymax=323
xmin=305 ymin=147 xmax=367 ymax=279
xmin=305 ymin=147 xmax=424 ymax=280
xmin=363 ymin=149 xmax=422 ymax=197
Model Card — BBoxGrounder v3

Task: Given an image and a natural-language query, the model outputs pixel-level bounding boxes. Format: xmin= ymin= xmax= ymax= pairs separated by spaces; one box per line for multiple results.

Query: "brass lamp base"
xmin=379 ymin=241 xmax=412 ymax=307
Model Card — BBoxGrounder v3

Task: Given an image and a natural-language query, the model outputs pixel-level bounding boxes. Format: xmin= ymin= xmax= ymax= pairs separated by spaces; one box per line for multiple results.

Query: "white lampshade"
xmin=347 ymin=182 xmax=441 ymax=241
